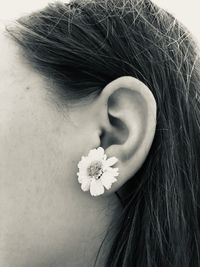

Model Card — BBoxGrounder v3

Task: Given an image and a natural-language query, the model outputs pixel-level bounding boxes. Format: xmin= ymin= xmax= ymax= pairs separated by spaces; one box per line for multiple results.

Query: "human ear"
xmin=96 ymin=76 xmax=157 ymax=194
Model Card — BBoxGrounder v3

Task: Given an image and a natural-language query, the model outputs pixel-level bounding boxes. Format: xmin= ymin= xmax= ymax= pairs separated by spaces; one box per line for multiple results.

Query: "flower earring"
xmin=77 ymin=147 xmax=119 ymax=196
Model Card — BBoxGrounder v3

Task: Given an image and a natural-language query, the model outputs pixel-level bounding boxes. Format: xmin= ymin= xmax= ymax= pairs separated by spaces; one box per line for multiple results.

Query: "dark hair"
xmin=6 ymin=0 xmax=200 ymax=266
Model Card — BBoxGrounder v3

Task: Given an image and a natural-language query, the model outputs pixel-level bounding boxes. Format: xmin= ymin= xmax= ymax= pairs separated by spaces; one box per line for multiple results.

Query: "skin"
xmin=0 ymin=28 xmax=122 ymax=267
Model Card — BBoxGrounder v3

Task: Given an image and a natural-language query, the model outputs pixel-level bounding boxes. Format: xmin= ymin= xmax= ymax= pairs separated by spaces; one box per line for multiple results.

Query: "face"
xmin=0 ymin=29 xmax=122 ymax=267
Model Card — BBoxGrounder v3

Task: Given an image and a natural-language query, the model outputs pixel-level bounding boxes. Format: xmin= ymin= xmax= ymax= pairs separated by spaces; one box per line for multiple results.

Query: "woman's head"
xmin=1 ymin=0 xmax=200 ymax=266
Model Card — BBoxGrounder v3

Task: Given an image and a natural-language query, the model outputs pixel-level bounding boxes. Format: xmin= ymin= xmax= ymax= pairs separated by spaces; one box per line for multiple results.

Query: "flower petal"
xmin=88 ymin=147 xmax=105 ymax=160
xmin=81 ymin=179 xmax=91 ymax=191
xmin=77 ymin=173 xmax=82 ymax=183
xmin=90 ymin=179 xmax=105 ymax=196
xmin=100 ymin=173 xmax=117 ymax=190
xmin=77 ymin=165 xmax=88 ymax=175
xmin=106 ymin=157 xmax=118 ymax=167
xmin=78 ymin=174 xmax=89 ymax=184
xmin=96 ymin=147 xmax=105 ymax=158
xmin=88 ymin=148 xmax=99 ymax=158
xmin=78 ymin=157 xmax=90 ymax=169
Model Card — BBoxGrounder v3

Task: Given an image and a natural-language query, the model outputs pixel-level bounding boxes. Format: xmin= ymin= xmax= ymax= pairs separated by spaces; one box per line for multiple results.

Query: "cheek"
xmin=0 ymin=93 xmax=99 ymax=265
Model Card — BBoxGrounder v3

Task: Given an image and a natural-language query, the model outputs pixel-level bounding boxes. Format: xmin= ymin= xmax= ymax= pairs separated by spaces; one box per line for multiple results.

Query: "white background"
xmin=0 ymin=0 xmax=199 ymax=43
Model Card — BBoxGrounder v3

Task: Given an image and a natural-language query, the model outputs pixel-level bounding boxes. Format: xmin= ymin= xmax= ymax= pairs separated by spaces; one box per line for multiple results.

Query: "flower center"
xmin=87 ymin=161 xmax=103 ymax=179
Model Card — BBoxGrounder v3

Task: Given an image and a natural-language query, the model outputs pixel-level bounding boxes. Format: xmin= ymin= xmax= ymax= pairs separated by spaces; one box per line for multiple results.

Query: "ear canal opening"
xmin=109 ymin=115 xmax=129 ymax=144
xmin=100 ymin=115 xmax=129 ymax=149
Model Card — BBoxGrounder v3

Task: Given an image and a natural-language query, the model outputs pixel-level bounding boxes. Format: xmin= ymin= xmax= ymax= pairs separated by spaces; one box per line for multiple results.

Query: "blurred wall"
xmin=154 ymin=0 xmax=200 ymax=43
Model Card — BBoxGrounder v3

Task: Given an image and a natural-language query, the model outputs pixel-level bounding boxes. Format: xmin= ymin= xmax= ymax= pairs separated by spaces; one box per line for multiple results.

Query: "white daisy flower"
xmin=77 ymin=147 xmax=119 ymax=196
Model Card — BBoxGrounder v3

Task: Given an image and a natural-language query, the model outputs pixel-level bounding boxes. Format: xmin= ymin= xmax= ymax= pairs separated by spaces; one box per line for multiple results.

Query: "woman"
xmin=0 ymin=0 xmax=200 ymax=266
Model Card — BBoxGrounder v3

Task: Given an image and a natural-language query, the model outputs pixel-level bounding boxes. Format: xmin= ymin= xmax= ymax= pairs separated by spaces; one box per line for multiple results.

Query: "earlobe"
xmin=98 ymin=76 xmax=157 ymax=194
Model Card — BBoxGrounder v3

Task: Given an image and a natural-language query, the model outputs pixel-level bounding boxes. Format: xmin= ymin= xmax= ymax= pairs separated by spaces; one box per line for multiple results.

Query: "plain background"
xmin=0 ymin=0 xmax=199 ymax=43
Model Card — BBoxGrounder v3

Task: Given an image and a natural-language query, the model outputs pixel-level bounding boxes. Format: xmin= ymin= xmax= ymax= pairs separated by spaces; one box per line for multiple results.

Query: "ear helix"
xmin=77 ymin=147 xmax=119 ymax=196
